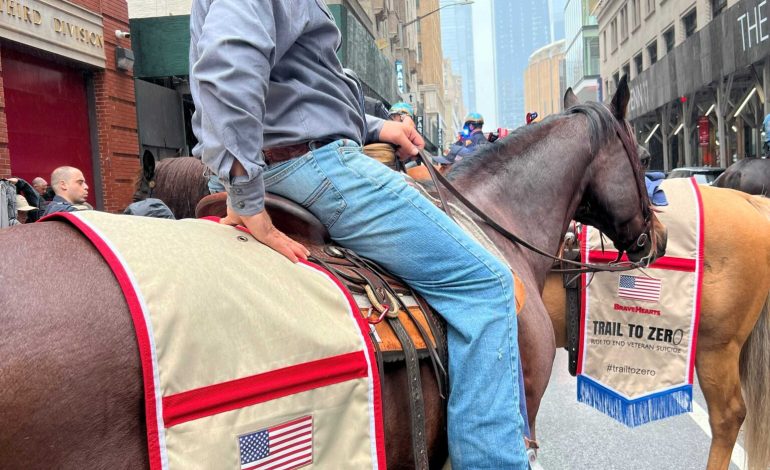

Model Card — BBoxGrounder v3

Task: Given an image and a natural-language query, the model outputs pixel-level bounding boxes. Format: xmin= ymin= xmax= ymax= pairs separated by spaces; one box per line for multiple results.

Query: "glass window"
xmin=611 ymin=18 xmax=618 ymax=51
xmin=647 ymin=40 xmax=658 ymax=64
xmin=602 ymin=30 xmax=607 ymax=61
xmin=620 ymin=6 xmax=628 ymax=42
xmin=622 ymin=63 xmax=630 ymax=80
xmin=613 ymin=72 xmax=620 ymax=87
xmin=646 ymin=0 xmax=655 ymax=16
xmin=587 ymin=36 xmax=600 ymax=75
xmin=634 ymin=52 xmax=643 ymax=74
xmin=711 ymin=0 xmax=727 ymax=17
xmin=663 ymin=27 xmax=675 ymax=52
xmin=683 ymin=9 xmax=697 ymax=38
xmin=632 ymin=0 xmax=641 ymax=28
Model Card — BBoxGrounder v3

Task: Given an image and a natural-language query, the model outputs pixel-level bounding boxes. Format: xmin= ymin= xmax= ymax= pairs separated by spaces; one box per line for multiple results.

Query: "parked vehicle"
xmin=666 ymin=167 xmax=725 ymax=184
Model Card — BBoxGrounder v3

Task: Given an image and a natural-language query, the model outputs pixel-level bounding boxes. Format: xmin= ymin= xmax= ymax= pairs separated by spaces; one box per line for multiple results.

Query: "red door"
xmin=4 ymin=48 xmax=95 ymax=206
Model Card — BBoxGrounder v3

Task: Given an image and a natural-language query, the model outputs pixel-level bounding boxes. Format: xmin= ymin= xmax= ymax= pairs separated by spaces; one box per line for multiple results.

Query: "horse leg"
xmin=695 ymin=346 xmax=745 ymax=470
xmin=518 ymin=296 xmax=556 ymax=443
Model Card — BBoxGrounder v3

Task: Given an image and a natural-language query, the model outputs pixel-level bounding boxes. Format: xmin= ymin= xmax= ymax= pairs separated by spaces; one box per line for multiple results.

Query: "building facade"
xmin=564 ymin=0 xmax=601 ymax=102
xmin=524 ymin=40 xmax=566 ymax=119
xmin=493 ymin=0 xmax=552 ymax=128
xmin=129 ymin=0 xmax=461 ymax=158
xmin=597 ymin=0 xmax=769 ymax=170
xmin=440 ymin=0 xmax=476 ymax=112
xmin=0 ymin=0 xmax=139 ymax=212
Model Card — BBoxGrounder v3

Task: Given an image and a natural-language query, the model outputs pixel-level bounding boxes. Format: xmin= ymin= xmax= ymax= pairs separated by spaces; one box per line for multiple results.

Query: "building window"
xmin=647 ymin=40 xmax=658 ymax=65
xmin=634 ymin=52 xmax=643 ymax=75
xmin=646 ymin=0 xmax=655 ymax=16
xmin=711 ymin=0 xmax=726 ymax=18
xmin=663 ymin=26 xmax=675 ymax=52
xmin=620 ymin=6 xmax=629 ymax=42
xmin=602 ymin=30 xmax=607 ymax=61
xmin=683 ymin=8 xmax=697 ymax=38
xmin=613 ymin=72 xmax=620 ymax=89
xmin=622 ymin=63 xmax=631 ymax=80
xmin=631 ymin=0 xmax=641 ymax=29
xmin=611 ymin=17 xmax=618 ymax=51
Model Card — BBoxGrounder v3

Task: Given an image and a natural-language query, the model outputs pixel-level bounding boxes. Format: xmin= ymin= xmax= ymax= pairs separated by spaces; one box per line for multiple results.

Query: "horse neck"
xmin=451 ymin=116 xmax=595 ymax=282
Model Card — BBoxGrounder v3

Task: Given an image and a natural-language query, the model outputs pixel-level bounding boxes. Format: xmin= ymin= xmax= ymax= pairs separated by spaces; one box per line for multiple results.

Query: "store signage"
xmin=415 ymin=115 xmax=423 ymax=135
xmin=698 ymin=116 xmax=710 ymax=146
xmin=395 ymin=60 xmax=404 ymax=94
xmin=0 ymin=0 xmax=105 ymax=68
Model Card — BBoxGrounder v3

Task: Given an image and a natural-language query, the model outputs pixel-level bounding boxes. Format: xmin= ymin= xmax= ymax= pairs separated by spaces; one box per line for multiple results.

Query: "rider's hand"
xmin=380 ymin=120 xmax=425 ymax=161
xmin=220 ymin=206 xmax=309 ymax=263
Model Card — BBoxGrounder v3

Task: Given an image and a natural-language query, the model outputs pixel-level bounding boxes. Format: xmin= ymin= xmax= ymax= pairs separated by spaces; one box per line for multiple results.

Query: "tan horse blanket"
xmin=48 ymin=210 xmax=385 ymax=470
xmin=578 ymin=178 xmax=704 ymax=426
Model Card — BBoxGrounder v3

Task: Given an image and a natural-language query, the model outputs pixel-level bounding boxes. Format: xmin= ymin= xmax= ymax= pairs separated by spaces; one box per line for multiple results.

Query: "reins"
xmin=415 ymin=119 xmax=653 ymax=275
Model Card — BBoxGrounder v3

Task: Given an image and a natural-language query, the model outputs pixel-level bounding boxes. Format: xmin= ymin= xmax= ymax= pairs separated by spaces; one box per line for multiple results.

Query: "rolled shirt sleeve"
xmin=190 ymin=0 xmax=277 ymax=216
xmin=365 ymin=115 xmax=385 ymax=145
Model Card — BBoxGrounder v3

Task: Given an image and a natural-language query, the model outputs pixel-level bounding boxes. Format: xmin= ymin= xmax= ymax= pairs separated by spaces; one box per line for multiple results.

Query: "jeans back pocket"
xmin=263 ymin=154 xmax=347 ymax=229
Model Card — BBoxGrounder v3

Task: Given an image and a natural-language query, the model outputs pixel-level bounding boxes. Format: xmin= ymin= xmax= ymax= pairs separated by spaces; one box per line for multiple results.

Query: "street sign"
xmin=416 ymin=115 xmax=424 ymax=135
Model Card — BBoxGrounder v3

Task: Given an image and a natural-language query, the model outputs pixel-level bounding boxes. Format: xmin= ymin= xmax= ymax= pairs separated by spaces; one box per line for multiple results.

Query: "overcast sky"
xmin=472 ymin=0 xmax=498 ymax=128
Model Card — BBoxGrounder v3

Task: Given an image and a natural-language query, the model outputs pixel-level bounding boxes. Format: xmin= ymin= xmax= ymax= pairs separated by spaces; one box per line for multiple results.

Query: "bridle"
xmin=416 ymin=116 xmax=655 ymax=275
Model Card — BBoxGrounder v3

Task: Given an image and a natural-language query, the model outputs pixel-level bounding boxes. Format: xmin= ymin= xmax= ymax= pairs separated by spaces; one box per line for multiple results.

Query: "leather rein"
xmin=415 ymin=119 xmax=653 ymax=275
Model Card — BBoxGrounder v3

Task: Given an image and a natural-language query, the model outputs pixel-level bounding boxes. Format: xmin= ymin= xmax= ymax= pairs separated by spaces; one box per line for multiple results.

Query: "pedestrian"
xmin=14 ymin=194 xmax=37 ymax=224
xmin=32 ymin=177 xmax=54 ymax=202
xmin=43 ymin=166 xmax=90 ymax=216
xmin=190 ymin=1 xmax=527 ymax=467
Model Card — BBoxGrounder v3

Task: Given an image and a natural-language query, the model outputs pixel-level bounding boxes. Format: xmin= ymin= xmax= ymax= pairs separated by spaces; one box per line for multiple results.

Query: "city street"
xmin=535 ymin=350 xmax=747 ymax=470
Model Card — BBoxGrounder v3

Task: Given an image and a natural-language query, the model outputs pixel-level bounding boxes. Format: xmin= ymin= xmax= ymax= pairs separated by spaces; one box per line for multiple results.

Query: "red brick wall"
xmin=0 ymin=0 xmax=139 ymax=212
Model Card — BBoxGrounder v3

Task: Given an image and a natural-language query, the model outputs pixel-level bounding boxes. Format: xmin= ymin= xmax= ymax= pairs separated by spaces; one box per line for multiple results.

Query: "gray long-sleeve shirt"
xmin=190 ymin=0 xmax=384 ymax=216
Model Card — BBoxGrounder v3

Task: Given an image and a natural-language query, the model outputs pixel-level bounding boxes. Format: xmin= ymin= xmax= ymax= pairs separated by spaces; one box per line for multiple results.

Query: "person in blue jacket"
xmin=441 ymin=113 xmax=489 ymax=164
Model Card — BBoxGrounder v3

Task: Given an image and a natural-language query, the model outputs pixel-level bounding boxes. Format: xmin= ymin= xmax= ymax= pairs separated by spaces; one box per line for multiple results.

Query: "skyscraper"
xmin=493 ymin=0 xmax=551 ymax=128
xmin=550 ymin=0 xmax=567 ymax=41
xmin=440 ymin=0 xmax=476 ymax=112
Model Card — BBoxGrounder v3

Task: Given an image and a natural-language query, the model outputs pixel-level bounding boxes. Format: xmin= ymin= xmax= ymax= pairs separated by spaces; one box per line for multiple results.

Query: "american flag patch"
xmin=618 ymin=275 xmax=662 ymax=302
xmin=239 ymin=416 xmax=313 ymax=470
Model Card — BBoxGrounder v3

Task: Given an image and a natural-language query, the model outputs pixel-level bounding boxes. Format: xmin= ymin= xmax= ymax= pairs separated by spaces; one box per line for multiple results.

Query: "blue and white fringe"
xmin=577 ymin=375 xmax=692 ymax=427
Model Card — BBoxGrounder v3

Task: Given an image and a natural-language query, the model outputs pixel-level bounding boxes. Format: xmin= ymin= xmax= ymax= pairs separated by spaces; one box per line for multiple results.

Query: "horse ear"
xmin=611 ymin=75 xmax=630 ymax=120
xmin=563 ymin=88 xmax=579 ymax=109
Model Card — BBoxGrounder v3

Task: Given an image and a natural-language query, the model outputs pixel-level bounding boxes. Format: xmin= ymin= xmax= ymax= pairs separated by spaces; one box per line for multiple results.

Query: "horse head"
xmin=565 ymin=77 xmax=667 ymax=264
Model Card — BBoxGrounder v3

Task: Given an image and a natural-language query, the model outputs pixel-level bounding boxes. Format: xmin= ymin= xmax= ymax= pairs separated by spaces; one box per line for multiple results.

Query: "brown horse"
xmin=542 ymin=186 xmax=770 ymax=470
xmin=0 ymin=78 xmax=663 ymax=468
xmin=712 ymin=157 xmax=770 ymax=196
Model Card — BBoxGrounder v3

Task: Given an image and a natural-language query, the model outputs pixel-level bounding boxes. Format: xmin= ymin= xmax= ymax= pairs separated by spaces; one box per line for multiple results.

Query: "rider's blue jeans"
xmin=263 ymin=140 xmax=527 ymax=469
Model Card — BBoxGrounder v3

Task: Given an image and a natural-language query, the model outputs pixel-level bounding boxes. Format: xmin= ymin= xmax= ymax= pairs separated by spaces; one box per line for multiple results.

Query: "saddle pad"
xmin=48 ymin=210 xmax=385 ymax=470
xmin=577 ymin=177 xmax=704 ymax=426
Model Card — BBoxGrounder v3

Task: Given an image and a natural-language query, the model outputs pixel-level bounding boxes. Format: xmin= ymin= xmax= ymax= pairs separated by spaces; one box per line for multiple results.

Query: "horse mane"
xmin=151 ymin=157 xmax=209 ymax=219
xmin=448 ymin=102 xmax=624 ymax=182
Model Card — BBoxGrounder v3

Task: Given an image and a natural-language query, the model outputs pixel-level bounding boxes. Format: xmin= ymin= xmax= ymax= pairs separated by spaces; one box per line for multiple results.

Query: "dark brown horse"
xmin=0 ymin=78 xmax=664 ymax=468
xmin=712 ymin=157 xmax=770 ymax=196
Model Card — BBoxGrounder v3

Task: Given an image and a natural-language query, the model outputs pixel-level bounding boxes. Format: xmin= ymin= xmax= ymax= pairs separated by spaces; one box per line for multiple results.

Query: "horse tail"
xmin=739 ymin=194 xmax=770 ymax=470
xmin=740 ymin=293 xmax=770 ymax=470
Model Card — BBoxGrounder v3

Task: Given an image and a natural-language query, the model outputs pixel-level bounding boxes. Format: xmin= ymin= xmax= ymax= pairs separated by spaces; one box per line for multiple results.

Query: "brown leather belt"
xmin=263 ymin=140 xmax=334 ymax=165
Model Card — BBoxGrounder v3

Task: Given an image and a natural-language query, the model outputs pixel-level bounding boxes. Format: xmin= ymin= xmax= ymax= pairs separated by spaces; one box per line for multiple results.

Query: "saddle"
xmin=196 ymin=192 xmax=446 ymax=470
